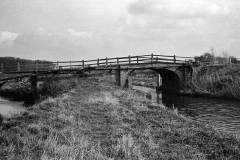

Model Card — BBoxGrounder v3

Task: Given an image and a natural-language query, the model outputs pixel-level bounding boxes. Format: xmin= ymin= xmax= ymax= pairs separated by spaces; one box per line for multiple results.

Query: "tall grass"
xmin=192 ymin=65 xmax=240 ymax=100
xmin=39 ymin=77 xmax=78 ymax=100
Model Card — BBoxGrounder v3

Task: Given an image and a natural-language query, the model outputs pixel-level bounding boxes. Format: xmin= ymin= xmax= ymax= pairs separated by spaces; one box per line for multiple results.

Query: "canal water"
xmin=0 ymin=96 xmax=25 ymax=119
xmin=132 ymin=85 xmax=240 ymax=135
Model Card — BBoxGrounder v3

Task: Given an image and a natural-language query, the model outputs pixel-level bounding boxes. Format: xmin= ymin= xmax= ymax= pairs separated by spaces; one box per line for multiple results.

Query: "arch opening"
xmin=154 ymin=69 xmax=181 ymax=94
xmin=126 ymin=68 xmax=182 ymax=94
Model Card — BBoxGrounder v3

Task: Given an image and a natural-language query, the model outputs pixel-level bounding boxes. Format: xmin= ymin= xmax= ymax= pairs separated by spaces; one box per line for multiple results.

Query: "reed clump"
xmin=192 ymin=65 xmax=240 ymax=100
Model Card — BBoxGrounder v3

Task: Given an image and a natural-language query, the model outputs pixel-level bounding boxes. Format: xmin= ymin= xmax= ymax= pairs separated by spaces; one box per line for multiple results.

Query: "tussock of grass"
xmin=0 ymin=76 xmax=240 ymax=159
xmin=39 ymin=77 xmax=78 ymax=99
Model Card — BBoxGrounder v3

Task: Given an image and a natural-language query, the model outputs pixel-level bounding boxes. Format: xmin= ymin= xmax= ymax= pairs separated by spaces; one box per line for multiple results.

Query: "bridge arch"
xmin=123 ymin=66 xmax=192 ymax=94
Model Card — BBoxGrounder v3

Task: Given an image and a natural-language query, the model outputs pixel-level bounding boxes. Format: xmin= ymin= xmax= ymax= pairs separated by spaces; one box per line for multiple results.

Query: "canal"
xmin=133 ymin=85 xmax=240 ymax=136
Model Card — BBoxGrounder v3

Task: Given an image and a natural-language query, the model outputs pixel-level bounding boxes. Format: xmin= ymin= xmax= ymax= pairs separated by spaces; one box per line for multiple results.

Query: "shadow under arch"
xmin=153 ymin=68 xmax=181 ymax=94
xmin=126 ymin=68 xmax=182 ymax=94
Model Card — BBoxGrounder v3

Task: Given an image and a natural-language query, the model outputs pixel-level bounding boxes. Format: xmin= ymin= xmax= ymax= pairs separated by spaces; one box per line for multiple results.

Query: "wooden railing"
xmin=0 ymin=54 xmax=194 ymax=73
xmin=195 ymin=57 xmax=240 ymax=66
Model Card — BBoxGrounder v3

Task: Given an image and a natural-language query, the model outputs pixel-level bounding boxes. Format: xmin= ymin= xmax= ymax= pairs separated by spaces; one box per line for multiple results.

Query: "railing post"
xmin=97 ymin=58 xmax=99 ymax=66
xmin=151 ymin=53 xmax=154 ymax=63
xmin=82 ymin=60 xmax=85 ymax=69
xmin=35 ymin=61 xmax=38 ymax=72
xmin=129 ymin=55 xmax=131 ymax=64
xmin=156 ymin=56 xmax=158 ymax=62
xmin=57 ymin=61 xmax=59 ymax=70
xmin=106 ymin=57 xmax=108 ymax=66
xmin=17 ymin=61 xmax=20 ymax=72
xmin=117 ymin=57 xmax=119 ymax=64
xmin=173 ymin=55 xmax=176 ymax=64
xmin=137 ymin=56 xmax=139 ymax=64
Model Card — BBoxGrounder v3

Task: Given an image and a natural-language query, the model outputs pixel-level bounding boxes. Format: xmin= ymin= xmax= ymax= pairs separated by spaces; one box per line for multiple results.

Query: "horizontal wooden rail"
xmin=0 ymin=53 xmax=198 ymax=74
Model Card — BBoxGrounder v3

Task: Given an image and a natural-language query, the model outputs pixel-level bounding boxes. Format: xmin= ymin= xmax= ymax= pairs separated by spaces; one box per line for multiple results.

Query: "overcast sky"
xmin=0 ymin=0 xmax=239 ymax=61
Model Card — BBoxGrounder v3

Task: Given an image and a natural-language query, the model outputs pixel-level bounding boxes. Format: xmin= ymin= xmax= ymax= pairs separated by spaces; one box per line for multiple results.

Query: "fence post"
xmin=129 ymin=55 xmax=131 ymax=64
xmin=82 ymin=60 xmax=85 ymax=69
xmin=97 ymin=58 xmax=99 ymax=66
xmin=229 ymin=57 xmax=232 ymax=64
xmin=151 ymin=53 xmax=154 ymax=63
xmin=137 ymin=56 xmax=139 ymax=64
xmin=106 ymin=57 xmax=108 ymax=66
xmin=17 ymin=62 xmax=20 ymax=72
xmin=117 ymin=57 xmax=119 ymax=64
xmin=173 ymin=55 xmax=176 ymax=64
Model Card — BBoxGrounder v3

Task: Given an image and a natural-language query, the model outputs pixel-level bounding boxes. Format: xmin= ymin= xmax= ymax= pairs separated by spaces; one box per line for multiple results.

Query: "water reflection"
xmin=132 ymin=85 xmax=240 ymax=135
xmin=0 ymin=97 xmax=25 ymax=118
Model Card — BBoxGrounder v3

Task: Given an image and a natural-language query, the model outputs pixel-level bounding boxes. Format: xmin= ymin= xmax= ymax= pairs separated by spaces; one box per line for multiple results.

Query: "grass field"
xmin=0 ymin=75 xmax=240 ymax=160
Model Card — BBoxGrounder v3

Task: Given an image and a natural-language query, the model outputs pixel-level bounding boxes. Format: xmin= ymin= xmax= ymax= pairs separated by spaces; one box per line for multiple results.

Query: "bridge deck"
xmin=1 ymin=54 xmax=193 ymax=75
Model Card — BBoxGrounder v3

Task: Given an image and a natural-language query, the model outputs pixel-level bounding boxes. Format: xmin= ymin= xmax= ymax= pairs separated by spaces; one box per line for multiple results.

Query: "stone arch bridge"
xmin=0 ymin=54 xmax=194 ymax=95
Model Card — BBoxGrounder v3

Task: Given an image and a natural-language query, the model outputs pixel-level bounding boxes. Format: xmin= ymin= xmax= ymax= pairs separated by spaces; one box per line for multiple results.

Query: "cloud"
xmin=126 ymin=0 xmax=233 ymax=31
xmin=0 ymin=0 xmax=240 ymax=59
xmin=128 ymin=0 xmax=229 ymax=17
xmin=124 ymin=0 xmax=239 ymax=37
xmin=0 ymin=31 xmax=19 ymax=46
xmin=66 ymin=28 xmax=92 ymax=39
xmin=35 ymin=27 xmax=53 ymax=36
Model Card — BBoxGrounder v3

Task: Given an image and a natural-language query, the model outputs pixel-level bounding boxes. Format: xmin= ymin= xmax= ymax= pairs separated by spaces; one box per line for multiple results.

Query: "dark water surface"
xmin=132 ymin=85 xmax=240 ymax=135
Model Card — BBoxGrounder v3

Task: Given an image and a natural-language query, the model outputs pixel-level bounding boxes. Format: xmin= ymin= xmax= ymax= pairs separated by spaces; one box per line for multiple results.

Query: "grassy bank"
xmin=191 ymin=65 xmax=240 ymax=100
xmin=0 ymin=76 xmax=240 ymax=159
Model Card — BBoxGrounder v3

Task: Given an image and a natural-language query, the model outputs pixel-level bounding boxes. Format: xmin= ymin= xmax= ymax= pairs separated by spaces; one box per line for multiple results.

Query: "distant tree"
xmin=194 ymin=53 xmax=215 ymax=64
xmin=0 ymin=57 xmax=54 ymax=72
xmin=215 ymin=56 xmax=228 ymax=64
xmin=229 ymin=56 xmax=238 ymax=64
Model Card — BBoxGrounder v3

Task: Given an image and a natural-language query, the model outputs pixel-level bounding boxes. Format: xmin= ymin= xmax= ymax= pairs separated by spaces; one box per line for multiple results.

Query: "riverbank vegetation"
xmin=185 ymin=52 xmax=240 ymax=100
xmin=192 ymin=65 xmax=240 ymax=100
xmin=0 ymin=75 xmax=240 ymax=159
xmin=0 ymin=75 xmax=78 ymax=105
